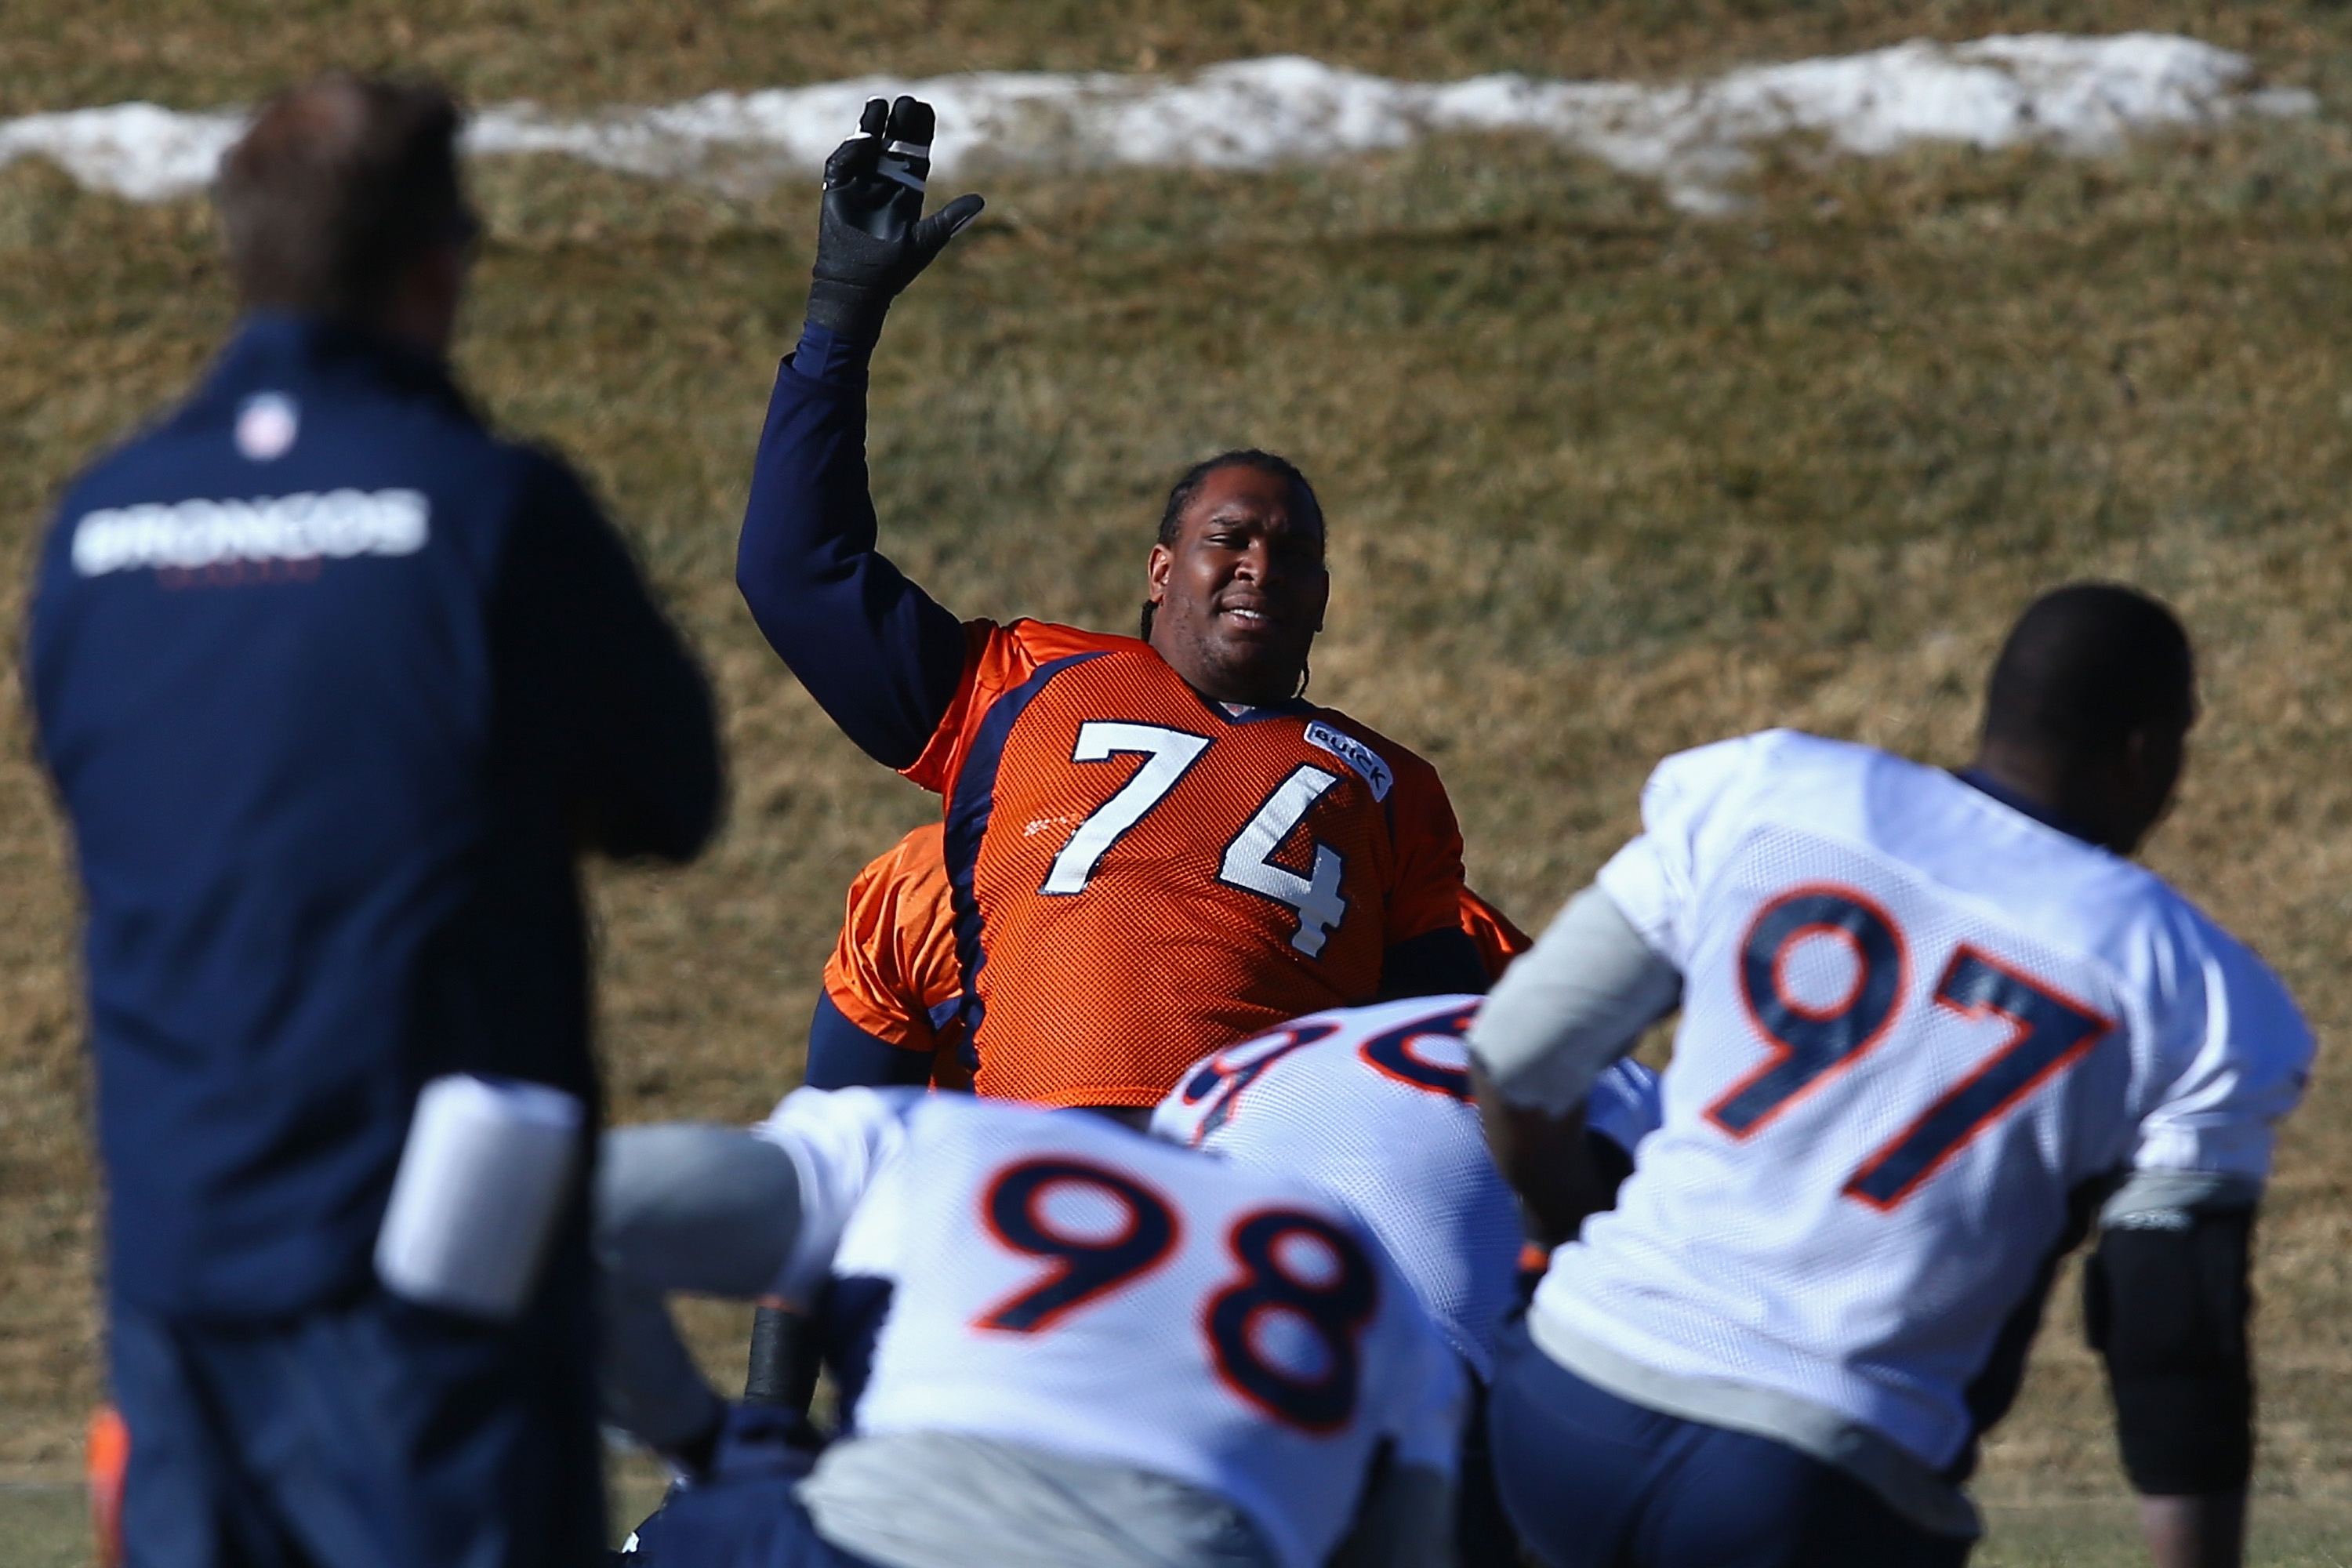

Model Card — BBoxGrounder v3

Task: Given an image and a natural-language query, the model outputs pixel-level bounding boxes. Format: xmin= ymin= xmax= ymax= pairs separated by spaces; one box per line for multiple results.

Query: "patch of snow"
xmin=0 ymin=102 xmax=243 ymax=203
xmin=0 ymin=34 xmax=2313 ymax=214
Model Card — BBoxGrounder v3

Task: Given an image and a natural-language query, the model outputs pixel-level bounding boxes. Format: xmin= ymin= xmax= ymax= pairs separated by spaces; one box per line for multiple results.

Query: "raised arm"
xmin=736 ymin=96 xmax=986 ymax=771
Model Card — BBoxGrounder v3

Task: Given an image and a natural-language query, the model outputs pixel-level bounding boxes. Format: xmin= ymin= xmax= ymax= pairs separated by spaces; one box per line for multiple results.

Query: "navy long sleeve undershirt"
xmin=803 ymin=993 xmax=936 ymax=1090
xmin=1381 ymin=925 xmax=1490 ymax=1000
xmin=736 ymin=324 xmax=968 ymax=771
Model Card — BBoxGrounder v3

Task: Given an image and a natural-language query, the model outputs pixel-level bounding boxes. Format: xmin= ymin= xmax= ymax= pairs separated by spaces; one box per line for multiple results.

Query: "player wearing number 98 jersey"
xmin=604 ymin=1091 xmax=1465 ymax=1568
xmin=1468 ymin=586 xmax=2313 ymax=1568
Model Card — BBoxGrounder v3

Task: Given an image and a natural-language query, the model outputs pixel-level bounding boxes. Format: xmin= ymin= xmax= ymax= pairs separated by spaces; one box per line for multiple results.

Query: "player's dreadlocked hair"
xmin=1138 ymin=449 xmax=1326 ymax=641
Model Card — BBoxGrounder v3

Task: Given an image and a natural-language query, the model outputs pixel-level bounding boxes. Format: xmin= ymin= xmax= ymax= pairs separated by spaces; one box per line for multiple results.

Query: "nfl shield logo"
xmin=235 ymin=393 xmax=299 ymax=463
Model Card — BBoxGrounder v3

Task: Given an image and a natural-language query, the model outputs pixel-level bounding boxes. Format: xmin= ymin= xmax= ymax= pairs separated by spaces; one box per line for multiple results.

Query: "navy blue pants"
xmin=111 ymin=1276 xmax=604 ymax=1568
xmin=1489 ymin=1323 xmax=1973 ymax=1568
xmin=1456 ymin=1374 xmax=1523 ymax=1568
xmin=626 ymin=1469 xmax=879 ymax=1568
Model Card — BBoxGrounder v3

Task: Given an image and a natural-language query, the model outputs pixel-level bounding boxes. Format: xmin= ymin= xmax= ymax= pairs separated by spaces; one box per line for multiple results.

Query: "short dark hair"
xmin=1140 ymin=450 xmax=1325 ymax=639
xmin=1983 ymin=583 xmax=2196 ymax=758
xmin=216 ymin=74 xmax=475 ymax=322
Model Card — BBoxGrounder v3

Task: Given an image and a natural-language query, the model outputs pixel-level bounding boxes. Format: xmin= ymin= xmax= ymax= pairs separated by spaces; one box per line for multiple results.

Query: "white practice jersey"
xmin=1151 ymin=995 xmax=1661 ymax=1381
xmin=759 ymin=1089 xmax=1465 ymax=1568
xmin=1535 ymin=730 xmax=2312 ymax=1475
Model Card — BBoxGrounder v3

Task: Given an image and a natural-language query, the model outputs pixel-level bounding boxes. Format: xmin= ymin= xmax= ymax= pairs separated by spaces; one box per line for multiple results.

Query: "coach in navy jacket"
xmin=27 ymin=78 xmax=720 ymax=1566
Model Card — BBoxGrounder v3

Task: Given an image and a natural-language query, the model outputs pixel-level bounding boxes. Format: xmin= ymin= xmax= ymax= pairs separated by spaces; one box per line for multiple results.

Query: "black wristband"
xmin=806 ymin=278 xmax=889 ymax=340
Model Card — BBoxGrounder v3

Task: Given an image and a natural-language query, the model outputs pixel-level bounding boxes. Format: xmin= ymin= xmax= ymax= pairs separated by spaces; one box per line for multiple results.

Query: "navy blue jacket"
xmin=28 ymin=316 xmax=723 ymax=1318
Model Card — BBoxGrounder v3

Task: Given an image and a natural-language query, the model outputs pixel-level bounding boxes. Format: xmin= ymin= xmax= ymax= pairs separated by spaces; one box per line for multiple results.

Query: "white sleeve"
xmin=1468 ymin=733 xmax=1788 ymax=1112
xmin=749 ymin=1086 xmax=920 ymax=1305
xmin=1466 ymin=884 xmax=1680 ymax=1114
xmin=1592 ymin=731 xmax=1779 ymax=970
xmin=2123 ymin=931 xmax=2311 ymax=1201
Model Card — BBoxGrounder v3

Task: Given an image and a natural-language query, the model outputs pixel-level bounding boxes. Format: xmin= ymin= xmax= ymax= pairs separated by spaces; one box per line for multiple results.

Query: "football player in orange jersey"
xmin=804 ymin=822 xmax=1531 ymax=1094
xmin=805 ymin=822 xmax=971 ymax=1091
xmin=740 ymin=96 xmax=1488 ymax=1116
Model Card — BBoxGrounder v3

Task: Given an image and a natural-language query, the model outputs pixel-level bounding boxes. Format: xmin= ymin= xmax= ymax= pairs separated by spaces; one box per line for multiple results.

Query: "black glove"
xmin=806 ymin=96 xmax=985 ymax=341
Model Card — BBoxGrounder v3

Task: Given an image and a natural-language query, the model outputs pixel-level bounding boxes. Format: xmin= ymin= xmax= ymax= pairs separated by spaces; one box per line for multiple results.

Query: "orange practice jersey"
xmin=820 ymin=823 xmax=971 ymax=1090
xmin=901 ymin=619 xmax=1468 ymax=1107
xmin=827 ymin=821 xmax=1523 ymax=1101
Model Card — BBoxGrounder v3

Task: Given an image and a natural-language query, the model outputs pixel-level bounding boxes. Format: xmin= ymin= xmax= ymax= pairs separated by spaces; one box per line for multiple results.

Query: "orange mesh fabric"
xmin=822 ymin=822 xmax=971 ymax=1088
xmin=1458 ymin=887 xmax=1533 ymax=982
xmin=906 ymin=619 xmax=1467 ymax=1108
xmin=88 ymin=1403 xmax=127 ymax=1568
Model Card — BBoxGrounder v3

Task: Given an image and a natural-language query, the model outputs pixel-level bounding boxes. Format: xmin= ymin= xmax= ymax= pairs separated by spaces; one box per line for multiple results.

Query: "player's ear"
xmin=1145 ymin=542 xmax=1174 ymax=599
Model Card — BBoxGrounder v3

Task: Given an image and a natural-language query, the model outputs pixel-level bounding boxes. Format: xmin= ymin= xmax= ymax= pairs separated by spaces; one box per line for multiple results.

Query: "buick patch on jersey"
xmin=1304 ymin=720 xmax=1393 ymax=802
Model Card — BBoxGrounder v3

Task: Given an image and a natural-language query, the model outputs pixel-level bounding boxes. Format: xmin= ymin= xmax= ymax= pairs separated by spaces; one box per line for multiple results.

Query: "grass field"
xmin=0 ymin=1475 xmax=2339 ymax=1567
xmin=5 ymin=2 xmax=2352 ymax=1562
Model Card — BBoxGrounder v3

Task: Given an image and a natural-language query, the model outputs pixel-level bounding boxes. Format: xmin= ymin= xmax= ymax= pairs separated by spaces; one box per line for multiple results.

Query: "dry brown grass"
xmin=2 ymin=7 xmax=2350 ymax=1555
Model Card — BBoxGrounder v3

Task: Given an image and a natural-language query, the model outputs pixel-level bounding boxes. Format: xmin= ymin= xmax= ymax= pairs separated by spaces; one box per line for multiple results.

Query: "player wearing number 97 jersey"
xmin=1468 ymin=586 xmax=2313 ymax=1568
xmin=603 ymin=1091 xmax=1465 ymax=1568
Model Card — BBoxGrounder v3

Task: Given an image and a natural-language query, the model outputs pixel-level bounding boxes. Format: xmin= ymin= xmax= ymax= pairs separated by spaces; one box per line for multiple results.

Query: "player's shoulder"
xmin=906 ymin=1092 xmax=1221 ymax=1182
xmin=952 ymin=619 xmax=1176 ymax=720
xmin=1291 ymin=993 xmax=1485 ymax=1048
xmin=1290 ymin=996 xmax=1485 ymax=1113
xmin=2116 ymin=881 xmax=2310 ymax=1073
xmin=1294 ymin=706 xmax=1446 ymax=804
xmin=858 ymin=821 xmax=947 ymax=891
xmin=757 ymin=1084 xmax=927 ymax=1167
xmin=750 ymin=1086 xmax=930 ymax=1295
xmin=1655 ymin=726 xmax=1881 ymax=800
xmin=993 ymin=618 xmax=1152 ymax=667
xmin=928 ymin=1091 xmax=1343 ymax=1206
xmin=1155 ymin=997 xmax=1484 ymax=1142
xmin=1631 ymin=726 xmax=1816 ymax=820
xmin=1289 ymin=993 xmax=1483 ymax=1081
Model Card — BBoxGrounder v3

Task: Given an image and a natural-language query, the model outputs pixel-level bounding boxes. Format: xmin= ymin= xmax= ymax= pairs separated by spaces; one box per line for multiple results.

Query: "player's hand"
xmin=806 ymin=96 xmax=985 ymax=340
